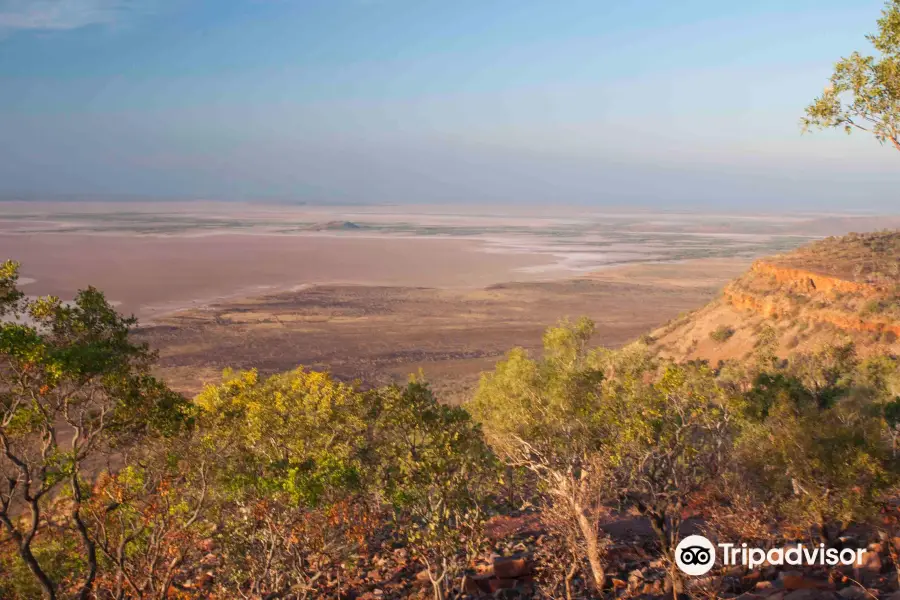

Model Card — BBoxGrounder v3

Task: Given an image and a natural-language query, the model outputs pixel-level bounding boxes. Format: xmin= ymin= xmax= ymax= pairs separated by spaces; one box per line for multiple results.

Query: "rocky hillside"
xmin=652 ymin=230 xmax=900 ymax=362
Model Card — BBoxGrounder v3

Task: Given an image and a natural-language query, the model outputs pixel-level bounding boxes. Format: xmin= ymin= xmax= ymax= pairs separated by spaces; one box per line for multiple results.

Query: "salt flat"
xmin=3 ymin=200 xmax=881 ymax=319
xmin=4 ymin=200 xmax=899 ymax=398
xmin=0 ymin=232 xmax=552 ymax=318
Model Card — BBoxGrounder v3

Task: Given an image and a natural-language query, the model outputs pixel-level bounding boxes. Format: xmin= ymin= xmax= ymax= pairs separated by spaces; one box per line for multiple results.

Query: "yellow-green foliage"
xmin=469 ymin=317 xmax=616 ymax=468
xmin=196 ymin=367 xmax=369 ymax=506
xmin=373 ymin=379 xmax=496 ymax=599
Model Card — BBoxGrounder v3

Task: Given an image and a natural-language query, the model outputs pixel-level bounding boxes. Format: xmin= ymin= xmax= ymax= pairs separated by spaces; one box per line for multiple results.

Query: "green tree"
xmin=803 ymin=0 xmax=900 ymax=152
xmin=615 ymin=362 xmax=735 ymax=596
xmin=736 ymin=346 xmax=897 ymax=544
xmin=83 ymin=440 xmax=210 ymax=600
xmin=473 ymin=320 xmax=733 ymax=597
xmin=0 ymin=260 xmax=190 ymax=600
xmin=375 ymin=379 xmax=496 ymax=600
xmin=194 ymin=367 xmax=376 ymax=599
xmin=470 ymin=318 xmax=617 ymax=596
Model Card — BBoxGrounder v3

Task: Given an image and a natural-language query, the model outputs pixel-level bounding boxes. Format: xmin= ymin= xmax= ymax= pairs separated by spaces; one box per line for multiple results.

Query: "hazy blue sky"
xmin=1 ymin=0 xmax=898 ymax=209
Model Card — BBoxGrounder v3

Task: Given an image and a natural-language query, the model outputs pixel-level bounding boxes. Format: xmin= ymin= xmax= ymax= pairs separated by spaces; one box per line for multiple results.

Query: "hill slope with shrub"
xmin=652 ymin=230 xmax=900 ymax=363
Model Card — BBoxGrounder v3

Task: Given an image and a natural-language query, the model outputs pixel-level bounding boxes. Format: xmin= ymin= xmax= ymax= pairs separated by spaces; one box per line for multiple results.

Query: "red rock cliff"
xmin=723 ymin=261 xmax=900 ymax=336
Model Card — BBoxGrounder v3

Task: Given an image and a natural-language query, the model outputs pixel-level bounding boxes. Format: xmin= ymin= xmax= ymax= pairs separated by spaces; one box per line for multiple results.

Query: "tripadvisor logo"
xmin=675 ymin=535 xmax=716 ymax=576
xmin=675 ymin=535 xmax=866 ymax=576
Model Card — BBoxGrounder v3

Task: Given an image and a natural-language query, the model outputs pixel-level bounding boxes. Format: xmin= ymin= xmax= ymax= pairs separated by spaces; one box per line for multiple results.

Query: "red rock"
xmin=781 ymin=575 xmax=832 ymax=591
xmin=487 ymin=578 xmax=518 ymax=593
xmin=855 ymin=550 xmax=882 ymax=574
xmin=415 ymin=569 xmax=431 ymax=583
xmin=493 ymin=556 xmax=533 ymax=579
xmin=743 ymin=571 xmax=762 ymax=585
xmin=463 ymin=574 xmax=493 ymax=594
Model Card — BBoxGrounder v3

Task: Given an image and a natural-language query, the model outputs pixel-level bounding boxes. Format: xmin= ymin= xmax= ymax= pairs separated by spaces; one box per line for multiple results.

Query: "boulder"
xmin=783 ymin=591 xmax=840 ymax=600
xmin=487 ymin=578 xmax=518 ymax=593
xmin=493 ymin=556 xmax=533 ymax=579
xmin=781 ymin=574 xmax=833 ymax=591
xmin=463 ymin=574 xmax=493 ymax=595
xmin=854 ymin=549 xmax=883 ymax=582
xmin=837 ymin=587 xmax=870 ymax=600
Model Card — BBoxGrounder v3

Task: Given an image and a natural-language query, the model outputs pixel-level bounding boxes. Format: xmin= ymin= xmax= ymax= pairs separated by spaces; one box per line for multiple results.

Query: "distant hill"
xmin=307 ymin=220 xmax=363 ymax=231
xmin=651 ymin=230 xmax=900 ymax=362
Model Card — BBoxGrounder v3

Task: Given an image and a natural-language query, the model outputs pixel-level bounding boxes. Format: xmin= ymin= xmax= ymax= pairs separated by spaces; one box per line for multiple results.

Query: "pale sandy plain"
xmin=4 ymin=201 xmax=900 ymax=398
xmin=0 ymin=233 xmax=554 ymax=319
xmin=5 ymin=200 xmax=894 ymax=320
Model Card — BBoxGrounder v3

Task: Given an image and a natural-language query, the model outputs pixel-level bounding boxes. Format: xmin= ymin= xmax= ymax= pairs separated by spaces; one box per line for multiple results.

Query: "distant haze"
xmin=1 ymin=0 xmax=899 ymax=209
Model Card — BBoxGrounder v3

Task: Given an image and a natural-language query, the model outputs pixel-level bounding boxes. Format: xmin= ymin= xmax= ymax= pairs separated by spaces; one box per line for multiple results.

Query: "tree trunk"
xmin=431 ymin=580 xmax=445 ymax=600
xmin=574 ymin=502 xmax=606 ymax=592
xmin=505 ymin=465 xmax=515 ymax=508
xmin=71 ymin=474 xmax=98 ymax=600
xmin=428 ymin=566 xmax=446 ymax=600
xmin=565 ymin=557 xmax=577 ymax=600
xmin=19 ymin=538 xmax=56 ymax=600
xmin=647 ymin=511 xmax=682 ymax=598
xmin=669 ymin=561 xmax=684 ymax=598
xmin=0 ymin=507 xmax=57 ymax=600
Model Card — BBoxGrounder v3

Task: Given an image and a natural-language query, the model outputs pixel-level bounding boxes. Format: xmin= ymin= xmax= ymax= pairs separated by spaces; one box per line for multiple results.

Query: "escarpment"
xmin=745 ymin=261 xmax=883 ymax=297
xmin=651 ymin=231 xmax=900 ymax=362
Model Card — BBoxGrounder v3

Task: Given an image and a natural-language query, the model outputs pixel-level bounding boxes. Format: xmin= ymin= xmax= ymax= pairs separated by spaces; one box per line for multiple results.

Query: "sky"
xmin=1 ymin=0 xmax=898 ymax=210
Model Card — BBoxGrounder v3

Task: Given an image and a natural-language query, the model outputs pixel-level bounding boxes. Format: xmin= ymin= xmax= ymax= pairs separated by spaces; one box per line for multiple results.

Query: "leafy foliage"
xmin=194 ymin=368 xmax=376 ymax=599
xmin=0 ymin=261 xmax=191 ymax=600
xmin=709 ymin=324 xmax=735 ymax=343
xmin=735 ymin=346 xmax=899 ymax=543
xmin=375 ymin=379 xmax=496 ymax=600
xmin=803 ymin=0 xmax=900 ymax=152
xmin=196 ymin=367 xmax=368 ymax=506
xmin=470 ymin=318 xmax=616 ymax=593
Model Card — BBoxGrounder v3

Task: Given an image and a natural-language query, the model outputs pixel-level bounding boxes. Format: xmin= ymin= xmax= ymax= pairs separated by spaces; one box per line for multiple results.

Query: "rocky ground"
xmin=171 ymin=509 xmax=900 ymax=599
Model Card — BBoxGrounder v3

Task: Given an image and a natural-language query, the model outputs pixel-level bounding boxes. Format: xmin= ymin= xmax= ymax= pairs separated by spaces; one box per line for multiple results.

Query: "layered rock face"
xmin=722 ymin=261 xmax=900 ymax=337
xmin=748 ymin=261 xmax=883 ymax=297
xmin=651 ymin=231 xmax=900 ymax=362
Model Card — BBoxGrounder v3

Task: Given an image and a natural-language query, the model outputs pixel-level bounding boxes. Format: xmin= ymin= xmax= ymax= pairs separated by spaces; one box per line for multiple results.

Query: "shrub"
xmin=0 ymin=260 xmax=191 ymax=600
xmin=375 ymin=379 xmax=496 ymax=600
xmin=615 ymin=362 xmax=735 ymax=594
xmin=470 ymin=318 xmax=617 ymax=594
xmin=735 ymin=344 xmax=897 ymax=544
xmin=639 ymin=333 xmax=656 ymax=345
xmin=710 ymin=325 xmax=736 ymax=343
xmin=195 ymin=368 xmax=377 ymax=598
xmin=861 ymin=299 xmax=886 ymax=316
